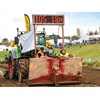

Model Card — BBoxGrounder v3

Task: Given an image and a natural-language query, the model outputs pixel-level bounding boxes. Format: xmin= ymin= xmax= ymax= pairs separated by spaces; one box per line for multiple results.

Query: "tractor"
xmin=4 ymin=30 xmax=82 ymax=85
xmin=4 ymin=30 xmax=52 ymax=82
xmin=4 ymin=14 xmax=82 ymax=86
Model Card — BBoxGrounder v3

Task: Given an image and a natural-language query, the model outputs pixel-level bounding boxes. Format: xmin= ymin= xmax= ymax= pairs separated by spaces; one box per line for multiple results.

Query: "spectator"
xmin=59 ymin=49 xmax=69 ymax=58
xmin=36 ymin=47 xmax=44 ymax=58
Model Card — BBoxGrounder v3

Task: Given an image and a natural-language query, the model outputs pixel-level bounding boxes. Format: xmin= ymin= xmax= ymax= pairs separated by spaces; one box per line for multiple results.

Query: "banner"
xmin=19 ymin=30 xmax=34 ymax=53
xmin=24 ymin=14 xmax=30 ymax=32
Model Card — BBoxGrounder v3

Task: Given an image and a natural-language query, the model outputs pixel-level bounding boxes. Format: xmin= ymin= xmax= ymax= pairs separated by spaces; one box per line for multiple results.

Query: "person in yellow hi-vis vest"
xmin=36 ymin=47 xmax=44 ymax=58
xmin=60 ymin=49 xmax=69 ymax=58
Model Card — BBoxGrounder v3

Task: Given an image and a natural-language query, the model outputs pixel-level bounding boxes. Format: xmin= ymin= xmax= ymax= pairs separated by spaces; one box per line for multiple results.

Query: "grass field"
xmin=0 ymin=51 xmax=9 ymax=58
xmin=54 ymin=44 xmax=100 ymax=60
xmin=0 ymin=44 xmax=100 ymax=60
xmin=66 ymin=44 xmax=100 ymax=58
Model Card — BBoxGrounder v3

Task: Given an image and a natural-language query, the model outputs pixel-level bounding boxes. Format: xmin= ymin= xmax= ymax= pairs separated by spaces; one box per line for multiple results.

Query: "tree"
xmin=89 ymin=31 xmax=93 ymax=36
xmin=65 ymin=36 xmax=71 ymax=40
xmin=76 ymin=28 xmax=81 ymax=37
xmin=94 ymin=30 xmax=98 ymax=35
xmin=2 ymin=38 xmax=9 ymax=46
xmin=71 ymin=35 xmax=80 ymax=41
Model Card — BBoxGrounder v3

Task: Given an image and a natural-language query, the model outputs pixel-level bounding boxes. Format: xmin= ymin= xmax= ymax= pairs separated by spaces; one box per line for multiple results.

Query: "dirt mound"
xmin=0 ymin=63 xmax=8 ymax=69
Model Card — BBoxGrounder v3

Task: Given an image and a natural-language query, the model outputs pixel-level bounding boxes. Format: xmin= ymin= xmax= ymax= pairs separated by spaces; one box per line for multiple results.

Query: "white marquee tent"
xmin=0 ymin=45 xmax=8 ymax=51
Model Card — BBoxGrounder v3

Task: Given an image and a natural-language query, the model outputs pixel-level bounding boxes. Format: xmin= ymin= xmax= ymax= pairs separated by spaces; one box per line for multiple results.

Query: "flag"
xmin=24 ymin=14 xmax=30 ymax=32
xmin=19 ymin=30 xmax=34 ymax=53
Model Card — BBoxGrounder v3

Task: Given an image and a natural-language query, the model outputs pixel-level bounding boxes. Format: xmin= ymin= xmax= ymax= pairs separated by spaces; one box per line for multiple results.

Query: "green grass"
xmin=65 ymin=44 xmax=100 ymax=59
xmin=54 ymin=44 xmax=100 ymax=59
xmin=1 ymin=44 xmax=100 ymax=60
xmin=0 ymin=51 xmax=9 ymax=58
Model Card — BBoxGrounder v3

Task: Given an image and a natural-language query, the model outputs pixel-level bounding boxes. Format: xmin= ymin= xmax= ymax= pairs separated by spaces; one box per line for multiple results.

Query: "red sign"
xmin=32 ymin=15 xmax=64 ymax=25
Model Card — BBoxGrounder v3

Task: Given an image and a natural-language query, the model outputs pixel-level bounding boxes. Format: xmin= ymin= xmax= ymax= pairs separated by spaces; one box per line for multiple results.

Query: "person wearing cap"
xmin=59 ymin=49 xmax=69 ymax=58
xmin=36 ymin=47 xmax=44 ymax=58
xmin=10 ymin=41 xmax=15 ymax=47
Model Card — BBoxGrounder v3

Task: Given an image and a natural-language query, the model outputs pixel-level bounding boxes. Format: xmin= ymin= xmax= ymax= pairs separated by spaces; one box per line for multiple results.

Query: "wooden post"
xmin=62 ymin=25 xmax=64 ymax=49
xmin=34 ymin=25 xmax=36 ymax=57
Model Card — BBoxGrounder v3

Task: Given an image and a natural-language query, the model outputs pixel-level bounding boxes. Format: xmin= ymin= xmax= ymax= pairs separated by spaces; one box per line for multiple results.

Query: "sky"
xmin=0 ymin=0 xmax=100 ymax=41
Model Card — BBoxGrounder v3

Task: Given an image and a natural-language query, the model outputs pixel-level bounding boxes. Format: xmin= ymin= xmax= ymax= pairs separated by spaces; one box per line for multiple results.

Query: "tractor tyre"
xmin=18 ymin=58 xmax=29 ymax=82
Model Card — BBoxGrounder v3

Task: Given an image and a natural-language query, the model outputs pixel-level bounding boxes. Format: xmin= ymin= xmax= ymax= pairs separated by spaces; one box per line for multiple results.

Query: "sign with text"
xmin=32 ymin=15 xmax=64 ymax=25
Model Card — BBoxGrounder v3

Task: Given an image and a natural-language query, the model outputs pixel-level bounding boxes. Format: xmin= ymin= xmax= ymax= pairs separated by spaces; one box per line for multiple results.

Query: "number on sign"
xmin=36 ymin=16 xmax=47 ymax=23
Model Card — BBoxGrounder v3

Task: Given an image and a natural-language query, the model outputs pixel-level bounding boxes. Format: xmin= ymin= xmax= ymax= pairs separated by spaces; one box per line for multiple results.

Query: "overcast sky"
xmin=0 ymin=0 xmax=100 ymax=41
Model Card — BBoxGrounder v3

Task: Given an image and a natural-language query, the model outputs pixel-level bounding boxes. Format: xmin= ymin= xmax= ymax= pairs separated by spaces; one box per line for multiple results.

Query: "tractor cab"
xmin=13 ymin=31 xmax=50 ymax=58
xmin=36 ymin=32 xmax=46 ymax=46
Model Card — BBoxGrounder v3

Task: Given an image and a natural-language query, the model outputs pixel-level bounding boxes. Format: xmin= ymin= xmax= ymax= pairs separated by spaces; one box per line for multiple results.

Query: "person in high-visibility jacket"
xmin=10 ymin=42 xmax=21 ymax=59
xmin=14 ymin=45 xmax=21 ymax=58
xmin=60 ymin=49 xmax=69 ymax=58
xmin=37 ymin=47 xmax=44 ymax=58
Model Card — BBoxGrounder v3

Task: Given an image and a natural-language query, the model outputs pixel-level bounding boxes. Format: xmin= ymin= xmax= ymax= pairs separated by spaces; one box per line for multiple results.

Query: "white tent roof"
xmin=76 ymin=38 xmax=83 ymax=43
xmin=58 ymin=39 xmax=70 ymax=43
xmin=0 ymin=45 xmax=8 ymax=51
xmin=72 ymin=40 xmax=77 ymax=44
xmin=86 ymin=35 xmax=100 ymax=39
xmin=73 ymin=35 xmax=100 ymax=44
xmin=0 ymin=45 xmax=8 ymax=49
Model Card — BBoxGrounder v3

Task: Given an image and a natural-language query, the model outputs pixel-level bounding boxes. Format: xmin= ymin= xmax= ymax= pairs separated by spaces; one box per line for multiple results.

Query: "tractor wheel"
xmin=18 ymin=58 xmax=29 ymax=82
xmin=18 ymin=66 xmax=22 ymax=83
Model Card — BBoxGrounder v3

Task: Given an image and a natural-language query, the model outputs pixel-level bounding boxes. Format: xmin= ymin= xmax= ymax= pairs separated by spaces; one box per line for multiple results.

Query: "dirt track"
xmin=0 ymin=74 xmax=99 ymax=87
xmin=0 ymin=64 xmax=100 ymax=87
xmin=0 ymin=75 xmax=28 ymax=87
